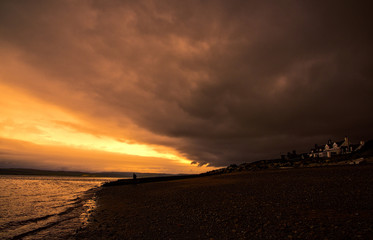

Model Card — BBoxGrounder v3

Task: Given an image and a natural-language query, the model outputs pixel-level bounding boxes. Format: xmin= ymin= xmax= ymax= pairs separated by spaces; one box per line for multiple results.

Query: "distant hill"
xmin=93 ymin=172 xmax=176 ymax=178
xmin=0 ymin=168 xmax=174 ymax=178
xmin=0 ymin=168 xmax=101 ymax=177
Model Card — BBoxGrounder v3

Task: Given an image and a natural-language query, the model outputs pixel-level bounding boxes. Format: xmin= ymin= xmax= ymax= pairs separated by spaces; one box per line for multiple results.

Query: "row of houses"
xmin=309 ymin=137 xmax=364 ymax=158
xmin=282 ymin=137 xmax=365 ymax=160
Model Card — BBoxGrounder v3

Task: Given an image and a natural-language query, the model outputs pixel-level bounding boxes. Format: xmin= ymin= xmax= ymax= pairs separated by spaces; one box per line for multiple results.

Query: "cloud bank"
xmin=0 ymin=0 xmax=372 ymax=167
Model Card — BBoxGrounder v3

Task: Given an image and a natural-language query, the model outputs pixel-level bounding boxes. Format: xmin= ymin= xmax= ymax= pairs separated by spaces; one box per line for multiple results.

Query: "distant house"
xmin=309 ymin=137 xmax=364 ymax=158
xmin=309 ymin=144 xmax=326 ymax=158
xmin=324 ymin=139 xmax=343 ymax=158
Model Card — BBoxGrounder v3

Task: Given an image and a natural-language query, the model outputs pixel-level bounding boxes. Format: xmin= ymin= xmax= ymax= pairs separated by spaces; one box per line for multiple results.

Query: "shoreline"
xmin=102 ymin=157 xmax=373 ymax=188
xmin=102 ymin=174 xmax=200 ymax=187
xmin=74 ymin=164 xmax=373 ymax=239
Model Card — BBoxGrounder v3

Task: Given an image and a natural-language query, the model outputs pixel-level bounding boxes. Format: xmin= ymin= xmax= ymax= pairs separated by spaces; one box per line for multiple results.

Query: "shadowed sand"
xmin=74 ymin=165 xmax=372 ymax=239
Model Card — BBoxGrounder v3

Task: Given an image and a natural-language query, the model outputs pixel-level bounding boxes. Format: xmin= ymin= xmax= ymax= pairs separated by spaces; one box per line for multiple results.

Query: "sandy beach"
xmin=74 ymin=165 xmax=372 ymax=239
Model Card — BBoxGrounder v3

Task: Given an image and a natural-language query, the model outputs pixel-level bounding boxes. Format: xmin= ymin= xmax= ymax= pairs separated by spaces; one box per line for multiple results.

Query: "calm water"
xmin=0 ymin=175 xmax=120 ymax=239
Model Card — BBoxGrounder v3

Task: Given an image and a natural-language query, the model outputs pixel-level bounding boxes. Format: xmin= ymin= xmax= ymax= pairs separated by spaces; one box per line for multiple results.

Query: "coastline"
xmin=102 ymin=174 xmax=199 ymax=187
xmin=74 ymin=164 xmax=373 ymax=239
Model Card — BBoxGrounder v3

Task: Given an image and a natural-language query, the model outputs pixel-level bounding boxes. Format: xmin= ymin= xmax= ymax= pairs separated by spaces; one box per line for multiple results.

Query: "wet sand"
xmin=74 ymin=165 xmax=372 ymax=239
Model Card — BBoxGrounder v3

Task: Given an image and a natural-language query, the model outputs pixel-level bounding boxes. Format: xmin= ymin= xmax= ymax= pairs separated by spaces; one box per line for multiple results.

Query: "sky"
xmin=0 ymin=0 xmax=372 ymax=174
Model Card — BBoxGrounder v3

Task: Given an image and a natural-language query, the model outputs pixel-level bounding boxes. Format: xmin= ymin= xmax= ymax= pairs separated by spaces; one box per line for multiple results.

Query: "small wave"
xmin=10 ymin=216 xmax=76 ymax=240
xmin=50 ymin=201 xmax=76 ymax=209
xmin=0 ymin=214 xmax=56 ymax=231
xmin=57 ymin=206 xmax=79 ymax=216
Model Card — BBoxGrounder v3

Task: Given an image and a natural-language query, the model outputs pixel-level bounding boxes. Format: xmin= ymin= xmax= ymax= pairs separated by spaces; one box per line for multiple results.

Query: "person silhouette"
xmin=133 ymin=173 xmax=137 ymax=180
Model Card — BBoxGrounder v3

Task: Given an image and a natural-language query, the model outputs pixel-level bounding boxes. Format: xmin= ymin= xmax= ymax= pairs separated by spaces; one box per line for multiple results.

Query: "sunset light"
xmin=0 ymin=1 xmax=372 ymax=239
xmin=0 ymin=83 xmax=212 ymax=173
xmin=0 ymin=0 xmax=371 ymax=174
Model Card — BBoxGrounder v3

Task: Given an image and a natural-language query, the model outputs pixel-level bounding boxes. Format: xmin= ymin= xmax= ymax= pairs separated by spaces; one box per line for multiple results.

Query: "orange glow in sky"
xmin=1 ymin=1 xmax=372 ymax=175
xmin=0 ymin=83 xmax=216 ymax=173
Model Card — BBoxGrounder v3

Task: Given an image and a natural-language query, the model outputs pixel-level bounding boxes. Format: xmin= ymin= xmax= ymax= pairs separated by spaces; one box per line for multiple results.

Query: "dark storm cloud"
xmin=0 ymin=0 xmax=372 ymax=166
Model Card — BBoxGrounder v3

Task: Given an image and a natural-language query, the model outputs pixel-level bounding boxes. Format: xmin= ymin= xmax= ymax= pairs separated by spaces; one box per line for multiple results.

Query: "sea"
xmin=0 ymin=175 xmax=121 ymax=240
